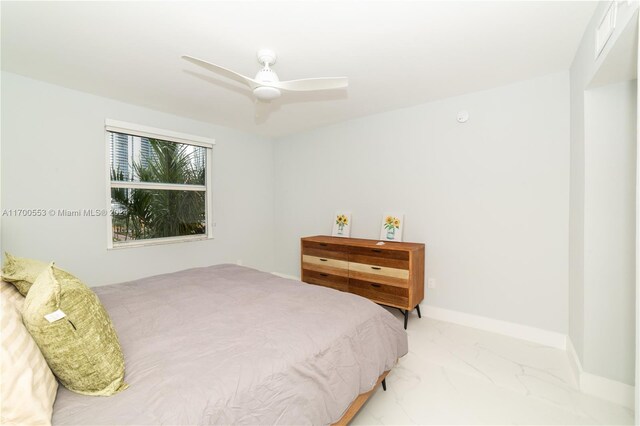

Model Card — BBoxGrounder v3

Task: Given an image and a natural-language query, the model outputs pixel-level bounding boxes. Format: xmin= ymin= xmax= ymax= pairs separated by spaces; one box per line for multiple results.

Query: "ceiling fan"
xmin=182 ymin=49 xmax=348 ymax=102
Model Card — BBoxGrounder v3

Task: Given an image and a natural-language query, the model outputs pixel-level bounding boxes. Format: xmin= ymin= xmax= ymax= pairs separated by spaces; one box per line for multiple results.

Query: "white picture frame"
xmin=331 ymin=212 xmax=352 ymax=237
xmin=380 ymin=213 xmax=404 ymax=242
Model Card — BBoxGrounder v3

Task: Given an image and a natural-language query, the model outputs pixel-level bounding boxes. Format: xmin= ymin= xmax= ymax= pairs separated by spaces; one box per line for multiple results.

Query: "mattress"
xmin=52 ymin=264 xmax=408 ymax=425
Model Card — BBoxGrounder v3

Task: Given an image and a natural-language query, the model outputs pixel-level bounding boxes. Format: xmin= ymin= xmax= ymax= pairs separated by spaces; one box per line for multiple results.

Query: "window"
xmin=105 ymin=120 xmax=214 ymax=248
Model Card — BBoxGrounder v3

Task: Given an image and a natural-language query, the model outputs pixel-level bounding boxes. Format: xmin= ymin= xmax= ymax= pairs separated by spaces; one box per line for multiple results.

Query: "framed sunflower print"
xmin=331 ymin=212 xmax=352 ymax=237
xmin=380 ymin=213 xmax=404 ymax=242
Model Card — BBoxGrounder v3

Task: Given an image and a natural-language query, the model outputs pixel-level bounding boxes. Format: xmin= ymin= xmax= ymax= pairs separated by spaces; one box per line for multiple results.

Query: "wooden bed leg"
xmin=415 ymin=304 xmax=421 ymax=318
xmin=403 ymin=310 xmax=408 ymax=329
xmin=381 ymin=378 xmax=386 ymax=391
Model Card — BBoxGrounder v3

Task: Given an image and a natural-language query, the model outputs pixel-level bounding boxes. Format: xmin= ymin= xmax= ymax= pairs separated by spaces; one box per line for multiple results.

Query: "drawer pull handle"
xmin=319 ymin=243 xmax=328 ymax=247
xmin=371 ymin=284 xmax=381 ymax=288
xmin=320 ymin=273 xmax=329 ymax=277
xmin=372 ymin=249 xmax=383 ymax=253
xmin=371 ymin=266 xmax=382 ymax=270
xmin=319 ymin=258 xmax=328 ymax=262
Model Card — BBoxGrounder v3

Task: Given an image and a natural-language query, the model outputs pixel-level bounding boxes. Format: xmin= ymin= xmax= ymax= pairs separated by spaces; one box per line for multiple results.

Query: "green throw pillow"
xmin=22 ymin=264 xmax=128 ymax=396
xmin=1 ymin=252 xmax=49 ymax=296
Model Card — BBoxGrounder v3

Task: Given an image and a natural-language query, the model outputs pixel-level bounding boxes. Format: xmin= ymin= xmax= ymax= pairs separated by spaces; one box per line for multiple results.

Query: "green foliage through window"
xmin=109 ymin=135 xmax=208 ymax=243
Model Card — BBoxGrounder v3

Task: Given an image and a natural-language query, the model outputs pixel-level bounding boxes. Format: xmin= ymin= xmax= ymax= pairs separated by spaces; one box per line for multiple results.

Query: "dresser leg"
xmin=403 ymin=310 xmax=409 ymax=329
xmin=382 ymin=378 xmax=387 ymax=391
xmin=415 ymin=304 xmax=422 ymax=318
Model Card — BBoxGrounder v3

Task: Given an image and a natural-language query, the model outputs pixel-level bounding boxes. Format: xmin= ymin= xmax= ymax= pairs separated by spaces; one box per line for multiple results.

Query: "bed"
xmin=51 ymin=264 xmax=408 ymax=425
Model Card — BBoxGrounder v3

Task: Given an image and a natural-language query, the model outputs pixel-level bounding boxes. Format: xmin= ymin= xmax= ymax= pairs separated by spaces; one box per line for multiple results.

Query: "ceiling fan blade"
xmin=268 ymin=77 xmax=348 ymax=92
xmin=182 ymin=55 xmax=259 ymax=90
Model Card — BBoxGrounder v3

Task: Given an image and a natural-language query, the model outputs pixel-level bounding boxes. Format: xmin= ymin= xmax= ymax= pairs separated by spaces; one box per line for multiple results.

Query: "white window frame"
xmin=105 ymin=119 xmax=215 ymax=249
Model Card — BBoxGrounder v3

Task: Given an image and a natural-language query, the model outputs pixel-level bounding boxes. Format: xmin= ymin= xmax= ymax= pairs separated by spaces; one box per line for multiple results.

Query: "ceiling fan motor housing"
xmin=254 ymin=56 xmax=281 ymax=101
xmin=255 ymin=67 xmax=279 ymax=83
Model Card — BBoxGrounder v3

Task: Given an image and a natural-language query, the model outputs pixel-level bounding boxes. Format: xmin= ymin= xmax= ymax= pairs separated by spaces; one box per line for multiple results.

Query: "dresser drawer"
xmin=302 ymin=269 xmax=348 ymax=292
xmin=349 ymin=246 xmax=409 ymax=261
xmin=302 ymin=241 xmax=350 ymax=257
xmin=302 ymin=246 xmax=349 ymax=261
xmin=348 ymin=253 xmax=409 ymax=269
xmin=348 ymin=262 xmax=409 ymax=288
xmin=349 ymin=279 xmax=408 ymax=308
xmin=302 ymin=255 xmax=349 ymax=277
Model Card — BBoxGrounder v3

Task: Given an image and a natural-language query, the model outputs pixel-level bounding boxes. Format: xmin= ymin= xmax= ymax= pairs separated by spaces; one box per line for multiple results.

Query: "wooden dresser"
xmin=301 ymin=235 xmax=425 ymax=329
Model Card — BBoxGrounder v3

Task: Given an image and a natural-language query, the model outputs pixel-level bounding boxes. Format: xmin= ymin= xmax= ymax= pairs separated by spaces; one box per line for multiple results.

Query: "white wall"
xmin=1 ymin=72 xmax=275 ymax=286
xmin=583 ymin=80 xmax=637 ymax=385
xmin=569 ymin=39 xmax=587 ymax=363
xmin=636 ymin=12 xmax=640 ymax=417
xmin=274 ymin=72 xmax=570 ymax=334
xmin=569 ymin=1 xmax=638 ymax=386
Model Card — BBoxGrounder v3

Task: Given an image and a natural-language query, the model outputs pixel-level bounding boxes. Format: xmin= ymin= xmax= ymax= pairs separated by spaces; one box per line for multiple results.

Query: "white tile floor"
xmin=352 ymin=308 xmax=634 ymax=425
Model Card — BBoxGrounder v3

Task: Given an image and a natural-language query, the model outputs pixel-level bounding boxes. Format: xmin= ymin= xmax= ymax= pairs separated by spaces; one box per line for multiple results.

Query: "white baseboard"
xmin=566 ymin=338 xmax=635 ymax=409
xmin=271 ymin=271 xmax=300 ymax=280
xmin=566 ymin=337 xmax=582 ymax=388
xmin=424 ymin=308 xmax=635 ymax=408
xmin=581 ymin=373 xmax=635 ymax=409
xmin=421 ymin=305 xmax=567 ymax=349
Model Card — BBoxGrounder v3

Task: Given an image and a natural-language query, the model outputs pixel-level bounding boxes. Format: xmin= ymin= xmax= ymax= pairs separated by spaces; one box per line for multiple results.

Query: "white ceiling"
xmin=1 ymin=1 xmax=597 ymax=138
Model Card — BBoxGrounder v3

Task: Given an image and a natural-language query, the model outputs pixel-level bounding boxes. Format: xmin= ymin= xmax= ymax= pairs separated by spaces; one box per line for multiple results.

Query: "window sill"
xmin=108 ymin=234 xmax=212 ymax=250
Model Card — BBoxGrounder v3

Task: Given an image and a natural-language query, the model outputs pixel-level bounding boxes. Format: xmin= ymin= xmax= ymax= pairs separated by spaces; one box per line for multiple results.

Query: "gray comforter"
xmin=52 ymin=264 xmax=407 ymax=425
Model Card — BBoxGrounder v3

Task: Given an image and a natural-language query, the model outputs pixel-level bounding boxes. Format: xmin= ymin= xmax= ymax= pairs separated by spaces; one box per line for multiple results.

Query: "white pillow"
xmin=1 ymin=280 xmax=58 ymax=426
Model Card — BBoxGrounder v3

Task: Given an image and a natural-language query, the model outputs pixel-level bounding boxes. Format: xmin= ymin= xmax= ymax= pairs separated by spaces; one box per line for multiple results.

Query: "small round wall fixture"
xmin=457 ymin=110 xmax=469 ymax=123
